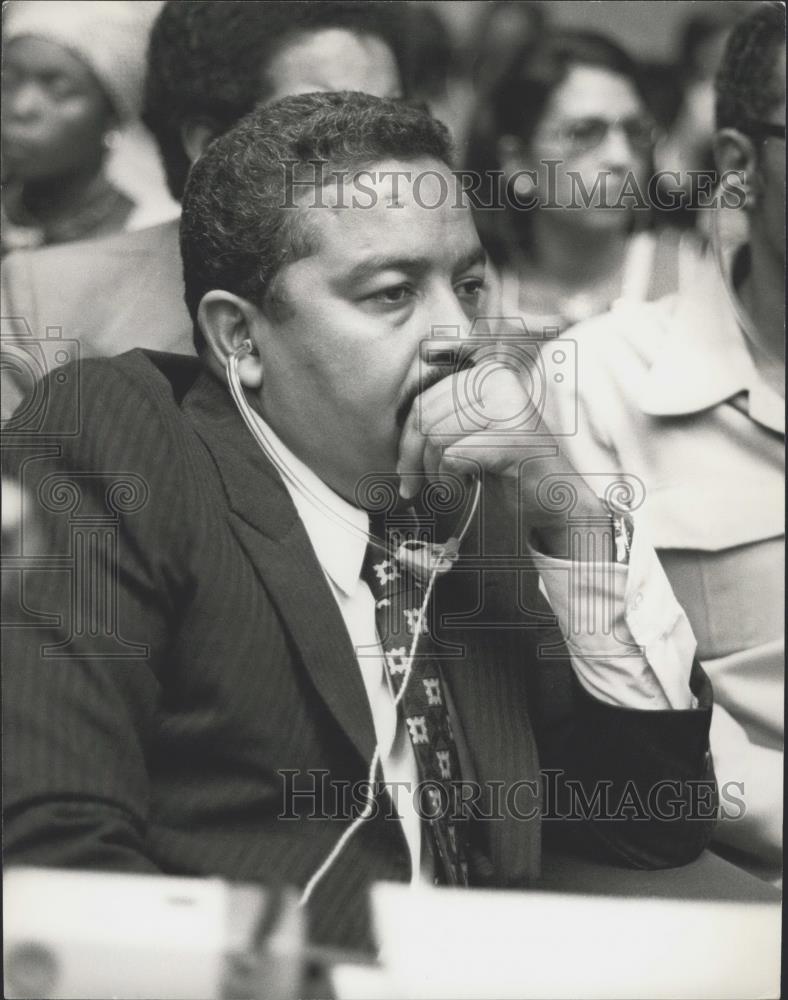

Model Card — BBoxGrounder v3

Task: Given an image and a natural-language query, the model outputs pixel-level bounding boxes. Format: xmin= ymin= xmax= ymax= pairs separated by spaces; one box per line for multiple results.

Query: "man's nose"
xmin=419 ymin=288 xmax=479 ymax=376
xmin=425 ymin=285 xmax=474 ymax=341
xmin=420 ymin=289 xmax=471 ymax=367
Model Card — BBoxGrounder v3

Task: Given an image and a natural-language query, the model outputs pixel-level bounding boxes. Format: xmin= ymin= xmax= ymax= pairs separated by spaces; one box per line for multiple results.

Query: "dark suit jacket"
xmin=2 ymin=350 xmax=715 ymax=950
xmin=1 ymin=221 xmax=194 ymax=420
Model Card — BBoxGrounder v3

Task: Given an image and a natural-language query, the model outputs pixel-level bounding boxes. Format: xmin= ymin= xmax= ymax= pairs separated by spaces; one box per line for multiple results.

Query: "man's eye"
xmin=456 ymin=278 xmax=485 ymax=301
xmin=371 ymin=285 xmax=412 ymax=304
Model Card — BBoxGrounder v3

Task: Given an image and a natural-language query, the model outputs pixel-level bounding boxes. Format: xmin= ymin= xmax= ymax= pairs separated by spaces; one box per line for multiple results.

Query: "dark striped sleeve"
xmin=2 ymin=358 xmax=189 ymax=873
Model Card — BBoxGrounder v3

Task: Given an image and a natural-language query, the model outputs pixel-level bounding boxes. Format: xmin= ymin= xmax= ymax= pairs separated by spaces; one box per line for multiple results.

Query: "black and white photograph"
xmin=0 ymin=1 xmax=784 ymax=997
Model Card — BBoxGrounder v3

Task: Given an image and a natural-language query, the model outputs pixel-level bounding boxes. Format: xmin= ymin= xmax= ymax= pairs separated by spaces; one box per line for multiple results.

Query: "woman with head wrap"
xmin=1 ymin=0 xmax=157 ymax=251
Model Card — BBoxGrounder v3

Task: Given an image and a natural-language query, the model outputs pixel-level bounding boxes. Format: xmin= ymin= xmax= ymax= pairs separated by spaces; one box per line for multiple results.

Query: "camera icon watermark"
xmin=1 ymin=317 xmax=80 ymax=435
xmin=417 ymin=317 xmax=577 ymax=438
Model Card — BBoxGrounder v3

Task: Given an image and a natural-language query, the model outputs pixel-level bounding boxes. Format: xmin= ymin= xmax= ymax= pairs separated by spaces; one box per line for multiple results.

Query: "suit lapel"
xmin=182 ymin=371 xmax=377 ymax=765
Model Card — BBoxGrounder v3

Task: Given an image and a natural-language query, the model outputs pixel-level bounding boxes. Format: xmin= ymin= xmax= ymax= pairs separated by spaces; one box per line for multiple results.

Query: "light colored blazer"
xmin=545 ymin=252 xmax=784 ymax=879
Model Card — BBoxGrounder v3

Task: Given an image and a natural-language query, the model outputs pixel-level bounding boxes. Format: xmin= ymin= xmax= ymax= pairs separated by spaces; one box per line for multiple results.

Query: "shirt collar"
xmin=639 ymin=228 xmax=784 ymax=435
xmin=247 ymin=409 xmax=369 ymax=597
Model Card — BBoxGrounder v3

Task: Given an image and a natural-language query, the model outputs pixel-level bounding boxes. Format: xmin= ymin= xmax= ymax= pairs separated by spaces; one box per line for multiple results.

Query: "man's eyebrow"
xmin=344 ymin=247 xmax=487 ymax=285
xmin=344 ymin=255 xmax=432 ymax=285
xmin=452 ymin=246 xmax=487 ymax=275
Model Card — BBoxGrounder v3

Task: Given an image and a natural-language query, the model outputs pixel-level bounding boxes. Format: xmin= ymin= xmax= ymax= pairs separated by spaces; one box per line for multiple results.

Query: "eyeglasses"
xmin=541 ymin=115 xmax=658 ymax=155
xmin=741 ymin=120 xmax=786 ymax=141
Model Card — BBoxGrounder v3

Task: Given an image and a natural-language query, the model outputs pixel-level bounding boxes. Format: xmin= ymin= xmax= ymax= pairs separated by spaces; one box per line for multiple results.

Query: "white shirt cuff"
xmin=531 ymin=520 xmax=697 ymax=710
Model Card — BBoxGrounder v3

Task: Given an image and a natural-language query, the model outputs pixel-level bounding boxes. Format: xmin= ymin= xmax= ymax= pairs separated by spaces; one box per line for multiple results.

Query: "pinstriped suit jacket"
xmin=2 ymin=350 xmax=715 ymax=950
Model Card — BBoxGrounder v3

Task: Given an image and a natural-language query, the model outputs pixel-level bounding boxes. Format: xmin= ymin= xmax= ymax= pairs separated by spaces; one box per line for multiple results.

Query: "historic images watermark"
xmin=280 ymin=159 xmax=746 ymax=213
xmin=278 ymin=769 xmax=741 ymax=824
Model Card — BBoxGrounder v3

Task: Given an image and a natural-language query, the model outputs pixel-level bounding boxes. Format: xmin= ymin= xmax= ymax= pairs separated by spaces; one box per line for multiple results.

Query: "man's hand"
xmin=397 ymin=362 xmax=613 ymax=559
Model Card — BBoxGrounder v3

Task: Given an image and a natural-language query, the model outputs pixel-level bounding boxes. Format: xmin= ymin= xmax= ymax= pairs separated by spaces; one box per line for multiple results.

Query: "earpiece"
xmin=228 ymin=339 xmax=259 ymax=385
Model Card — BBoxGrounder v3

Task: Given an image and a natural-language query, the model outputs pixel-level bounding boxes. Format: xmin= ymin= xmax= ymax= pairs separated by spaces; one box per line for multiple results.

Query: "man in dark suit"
xmin=3 ymin=93 xmax=715 ymax=951
xmin=1 ymin=0 xmax=405 ymax=420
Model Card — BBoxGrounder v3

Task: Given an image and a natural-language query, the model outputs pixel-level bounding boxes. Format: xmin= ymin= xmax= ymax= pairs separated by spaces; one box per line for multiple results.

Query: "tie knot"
xmin=361 ymin=505 xmax=420 ymax=594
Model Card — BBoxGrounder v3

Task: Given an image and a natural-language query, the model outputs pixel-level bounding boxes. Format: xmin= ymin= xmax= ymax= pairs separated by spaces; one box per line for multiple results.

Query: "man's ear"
xmin=713 ymin=128 xmax=760 ymax=208
xmin=197 ymin=291 xmax=266 ymax=388
xmin=181 ymin=120 xmax=219 ymax=165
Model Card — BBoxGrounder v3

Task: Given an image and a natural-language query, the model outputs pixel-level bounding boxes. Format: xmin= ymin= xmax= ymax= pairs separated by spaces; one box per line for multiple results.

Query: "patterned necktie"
xmin=361 ymin=523 xmax=469 ymax=887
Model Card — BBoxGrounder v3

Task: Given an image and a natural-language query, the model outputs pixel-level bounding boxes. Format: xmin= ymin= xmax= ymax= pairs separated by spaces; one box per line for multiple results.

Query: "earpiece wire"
xmin=225 ymin=343 xmax=480 ymax=905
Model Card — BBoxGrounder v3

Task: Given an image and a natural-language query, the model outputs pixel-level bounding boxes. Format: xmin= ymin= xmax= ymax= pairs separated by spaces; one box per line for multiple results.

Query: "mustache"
xmin=395 ymin=367 xmax=451 ymax=430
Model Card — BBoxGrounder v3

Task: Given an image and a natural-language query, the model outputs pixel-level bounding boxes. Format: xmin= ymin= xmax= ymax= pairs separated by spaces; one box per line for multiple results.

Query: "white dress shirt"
xmin=248 ymin=410 xmax=697 ymax=881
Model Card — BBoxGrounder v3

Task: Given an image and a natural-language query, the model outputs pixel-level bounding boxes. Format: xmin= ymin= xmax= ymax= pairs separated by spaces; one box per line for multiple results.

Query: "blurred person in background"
xmin=471 ymin=0 xmax=547 ymax=99
xmin=399 ymin=5 xmax=458 ymax=136
xmin=1 ymin=0 xmax=405 ymax=420
xmin=653 ymin=5 xmax=751 ymax=235
xmin=467 ymin=29 xmax=702 ymax=334
xmin=543 ymin=2 xmax=785 ymax=882
xmin=1 ymin=1 xmax=159 ymax=253
xmin=143 ymin=0 xmax=403 ymax=207
xmin=449 ymin=0 xmax=547 ymax=158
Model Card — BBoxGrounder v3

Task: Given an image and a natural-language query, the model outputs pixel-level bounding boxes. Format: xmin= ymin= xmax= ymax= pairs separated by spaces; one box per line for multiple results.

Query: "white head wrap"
xmin=3 ymin=0 xmax=161 ymax=123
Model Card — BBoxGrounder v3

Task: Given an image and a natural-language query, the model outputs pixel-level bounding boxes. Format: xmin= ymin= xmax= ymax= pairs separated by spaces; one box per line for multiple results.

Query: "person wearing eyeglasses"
xmin=542 ymin=2 xmax=785 ymax=882
xmin=466 ymin=29 xmax=703 ymax=334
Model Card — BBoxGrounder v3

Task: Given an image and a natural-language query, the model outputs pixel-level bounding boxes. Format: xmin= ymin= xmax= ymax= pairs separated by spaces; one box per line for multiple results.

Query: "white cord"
xmin=298 ymin=591 xmax=431 ymax=905
xmin=227 ymin=344 xmax=388 ymax=557
xmin=299 ymin=565 xmax=440 ymax=907
xmin=225 ymin=342 xmax=480 ymax=906
xmin=227 ymin=343 xmax=482 ymax=566
xmin=297 ymin=482 xmax=480 ymax=904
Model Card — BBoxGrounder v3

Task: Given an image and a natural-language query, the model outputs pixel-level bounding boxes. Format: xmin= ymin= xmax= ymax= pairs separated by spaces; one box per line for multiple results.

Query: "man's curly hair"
xmin=143 ymin=0 xmax=407 ymax=200
xmin=715 ymin=2 xmax=785 ymax=133
xmin=180 ymin=91 xmax=453 ymax=352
